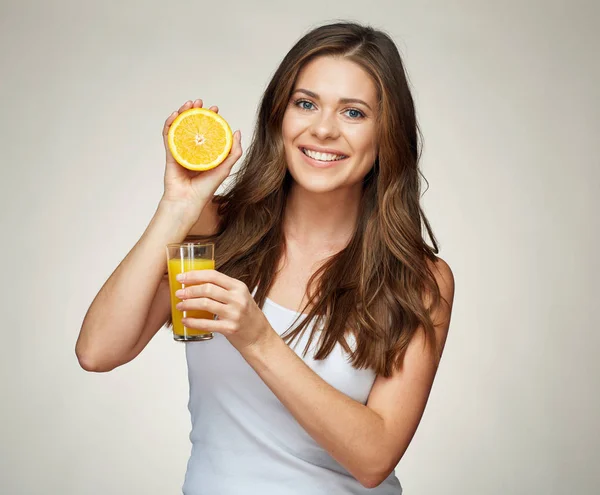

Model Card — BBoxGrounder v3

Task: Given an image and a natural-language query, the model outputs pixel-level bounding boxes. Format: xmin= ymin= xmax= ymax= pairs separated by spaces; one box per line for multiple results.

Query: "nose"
xmin=309 ymin=109 xmax=340 ymax=141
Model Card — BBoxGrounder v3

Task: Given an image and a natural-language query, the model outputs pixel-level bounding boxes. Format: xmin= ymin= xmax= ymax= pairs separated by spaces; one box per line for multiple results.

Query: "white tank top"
xmin=182 ymin=289 xmax=402 ymax=494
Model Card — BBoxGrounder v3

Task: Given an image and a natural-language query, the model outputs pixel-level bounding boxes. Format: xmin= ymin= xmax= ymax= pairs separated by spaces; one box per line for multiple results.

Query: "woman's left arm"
xmin=175 ymin=259 xmax=455 ymax=489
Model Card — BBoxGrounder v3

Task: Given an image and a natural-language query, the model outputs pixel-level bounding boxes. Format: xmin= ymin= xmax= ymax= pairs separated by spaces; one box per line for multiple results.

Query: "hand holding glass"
xmin=166 ymin=242 xmax=215 ymax=342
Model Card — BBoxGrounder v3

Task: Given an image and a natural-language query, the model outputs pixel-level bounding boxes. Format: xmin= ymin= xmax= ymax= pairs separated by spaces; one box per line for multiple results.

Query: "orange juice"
xmin=167 ymin=257 xmax=215 ymax=339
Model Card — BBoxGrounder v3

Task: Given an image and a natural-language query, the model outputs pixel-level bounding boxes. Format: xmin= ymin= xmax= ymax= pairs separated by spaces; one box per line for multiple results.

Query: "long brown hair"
xmin=183 ymin=22 xmax=444 ymax=377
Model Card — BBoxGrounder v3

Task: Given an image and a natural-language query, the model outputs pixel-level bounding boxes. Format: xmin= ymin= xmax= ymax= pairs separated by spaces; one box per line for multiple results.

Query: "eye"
xmin=294 ymin=99 xmax=315 ymax=111
xmin=345 ymin=108 xmax=365 ymax=120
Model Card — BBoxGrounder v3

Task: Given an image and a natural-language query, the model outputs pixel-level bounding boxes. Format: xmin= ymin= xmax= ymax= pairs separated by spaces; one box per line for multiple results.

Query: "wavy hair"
xmin=183 ymin=21 xmax=444 ymax=377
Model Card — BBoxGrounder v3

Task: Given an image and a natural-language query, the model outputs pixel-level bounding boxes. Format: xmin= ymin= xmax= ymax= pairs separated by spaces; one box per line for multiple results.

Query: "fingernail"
xmin=175 ymin=289 xmax=184 ymax=298
xmin=176 ymin=273 xmax=184 ymax=282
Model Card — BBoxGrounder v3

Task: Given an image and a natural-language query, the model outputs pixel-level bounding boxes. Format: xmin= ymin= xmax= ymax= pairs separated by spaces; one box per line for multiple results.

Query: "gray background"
xmin=1 ymin=0 xmax=598 ymax=493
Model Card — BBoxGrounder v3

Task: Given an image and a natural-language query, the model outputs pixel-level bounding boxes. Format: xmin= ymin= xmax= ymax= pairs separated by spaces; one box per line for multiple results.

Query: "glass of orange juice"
xmin=165 ymin=242 xmax=215 ymax=342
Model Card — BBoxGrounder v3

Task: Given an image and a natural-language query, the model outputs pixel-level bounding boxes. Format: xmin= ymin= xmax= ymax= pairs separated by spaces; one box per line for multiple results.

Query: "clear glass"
xmin=165 ymin=242 xmax=215 ymax=342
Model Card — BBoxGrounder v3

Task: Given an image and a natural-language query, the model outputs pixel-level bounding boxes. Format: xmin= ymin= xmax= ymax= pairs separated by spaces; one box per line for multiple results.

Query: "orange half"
xmin=167 ymin=108 xmax=233 ymax=171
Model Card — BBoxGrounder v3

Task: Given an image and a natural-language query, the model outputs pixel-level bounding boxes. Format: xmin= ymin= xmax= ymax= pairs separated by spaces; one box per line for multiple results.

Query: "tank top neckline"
xmin=264 ymin=296 xmax=308 ymax=317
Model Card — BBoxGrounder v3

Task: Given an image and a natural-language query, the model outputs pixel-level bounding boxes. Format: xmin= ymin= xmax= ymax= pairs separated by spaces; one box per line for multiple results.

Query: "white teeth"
xmin=302 ymin=148 xmax=346 ymax=162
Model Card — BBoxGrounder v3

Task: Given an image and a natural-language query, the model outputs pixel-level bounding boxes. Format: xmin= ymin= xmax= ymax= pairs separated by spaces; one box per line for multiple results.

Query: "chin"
xmin=286 ymin=170 xmax=338 ymax=194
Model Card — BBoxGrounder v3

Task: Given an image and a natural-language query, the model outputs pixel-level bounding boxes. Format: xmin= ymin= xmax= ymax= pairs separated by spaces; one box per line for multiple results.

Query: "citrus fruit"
xmin=167 ymin=108 xmax=233 ymax=171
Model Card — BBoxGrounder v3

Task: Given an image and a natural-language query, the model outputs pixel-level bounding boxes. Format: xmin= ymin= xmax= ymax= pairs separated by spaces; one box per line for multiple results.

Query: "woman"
xmin=76 ymin=21 xmax=455 ymax=494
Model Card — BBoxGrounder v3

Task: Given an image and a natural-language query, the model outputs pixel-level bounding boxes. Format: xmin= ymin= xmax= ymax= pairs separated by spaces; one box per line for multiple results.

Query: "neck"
xmin=283 ymin=183 xmax=362 ymax=251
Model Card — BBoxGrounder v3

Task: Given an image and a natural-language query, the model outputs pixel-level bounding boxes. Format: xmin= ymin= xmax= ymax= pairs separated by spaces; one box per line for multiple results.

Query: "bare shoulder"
xmin=428 ymin=257 xmax=455 ymax=299
xmin=187 ymin=195 xmax=223 ymax=237
xmin=426 ymin=256 xmax=455 ymax=328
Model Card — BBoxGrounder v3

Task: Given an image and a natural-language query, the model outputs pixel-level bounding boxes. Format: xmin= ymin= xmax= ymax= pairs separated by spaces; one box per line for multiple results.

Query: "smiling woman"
xmin=77 ymin=20 xmax=454 ymax=495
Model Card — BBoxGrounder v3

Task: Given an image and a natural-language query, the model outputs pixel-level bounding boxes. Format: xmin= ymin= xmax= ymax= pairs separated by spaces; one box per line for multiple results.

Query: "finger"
xmin=176 ymin=282 xmax=230 ymax=304
xmin=192 ymin=99 xmax=204 ymax=108
xmin=180 ymin=316 xmax=226 ymax=333
xmin=163 ymin=111 xmax=178 ymax=137
xmin=178 ymin=100 xmax=194 ymax=113
xmin=224 ymin=130 xmax=243 ymax=164
xmin=209 ymin=105 xmax=219 ymax=113
xmin=177 ymin=269 xmax=239 ymax=291
xmin=176 ymin=297 xmax=228 ymax=318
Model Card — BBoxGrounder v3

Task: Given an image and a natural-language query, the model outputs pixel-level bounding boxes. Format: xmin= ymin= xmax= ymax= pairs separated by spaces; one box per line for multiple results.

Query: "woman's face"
xmin=282 ymin=56 xmax=379 ymax=194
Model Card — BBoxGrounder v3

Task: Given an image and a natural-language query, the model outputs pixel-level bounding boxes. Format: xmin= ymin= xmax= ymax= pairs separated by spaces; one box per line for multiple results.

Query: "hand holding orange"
xmin=160 ymin=99 xmax=242 ymax=218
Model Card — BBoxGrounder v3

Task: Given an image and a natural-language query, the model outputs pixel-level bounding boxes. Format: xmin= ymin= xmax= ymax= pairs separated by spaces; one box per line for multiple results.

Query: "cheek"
xmin=347 ymin=128 xmax=378 ymax=179
xmin=282 ymin=122 xmax=295 ymax=156
xmin=282 ymin=111 xmax=299 ymax=140
xmin=350 ymin=128 xmax=377 ymax=159
xmin=281 ymin=112 xmax=290 ymax=134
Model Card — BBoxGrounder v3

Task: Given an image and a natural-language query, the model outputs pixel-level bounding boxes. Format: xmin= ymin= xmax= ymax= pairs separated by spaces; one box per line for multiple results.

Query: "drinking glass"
xmin=165 ymin=242 xmax=215 ymax=342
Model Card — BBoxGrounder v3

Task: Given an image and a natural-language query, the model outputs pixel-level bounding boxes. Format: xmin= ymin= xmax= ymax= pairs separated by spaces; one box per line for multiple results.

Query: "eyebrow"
xmin=292 ymin=88 xmax=373 ymax=111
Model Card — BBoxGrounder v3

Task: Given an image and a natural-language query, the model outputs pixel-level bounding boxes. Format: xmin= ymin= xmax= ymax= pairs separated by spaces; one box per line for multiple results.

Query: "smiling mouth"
xmin=300 ymin=147 xmax=348 ymax=162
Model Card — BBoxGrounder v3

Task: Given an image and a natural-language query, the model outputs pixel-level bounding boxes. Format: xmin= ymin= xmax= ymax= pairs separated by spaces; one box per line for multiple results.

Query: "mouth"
xmin=299 ymin=147 xmax=349 ymax=168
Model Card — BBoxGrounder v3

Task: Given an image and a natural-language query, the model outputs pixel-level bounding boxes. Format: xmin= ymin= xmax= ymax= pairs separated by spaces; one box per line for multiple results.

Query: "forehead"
xmin=293 ymin=56 xmax=377 ymax=105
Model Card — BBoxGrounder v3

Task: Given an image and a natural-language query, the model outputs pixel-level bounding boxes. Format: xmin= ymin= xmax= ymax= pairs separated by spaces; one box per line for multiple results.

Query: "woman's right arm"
xmin=75 ymin=198 xmax=219 ymax=372
xmin=75 ymin=99 xmax=241 ymax=372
